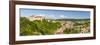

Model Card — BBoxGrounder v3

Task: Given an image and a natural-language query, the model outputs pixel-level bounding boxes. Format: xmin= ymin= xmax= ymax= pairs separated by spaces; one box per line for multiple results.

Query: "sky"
xmin=20 ymin=8 xmax=90 ymax=19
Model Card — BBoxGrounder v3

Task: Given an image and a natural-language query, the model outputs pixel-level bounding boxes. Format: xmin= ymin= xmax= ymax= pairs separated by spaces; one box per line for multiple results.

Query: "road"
xmin=54 ymin=21 xmax=74 ymax=34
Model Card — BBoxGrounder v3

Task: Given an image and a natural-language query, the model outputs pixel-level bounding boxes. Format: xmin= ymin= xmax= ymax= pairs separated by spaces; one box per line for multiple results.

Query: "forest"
xmin=20 ymin=17 xmax=61 ymax=36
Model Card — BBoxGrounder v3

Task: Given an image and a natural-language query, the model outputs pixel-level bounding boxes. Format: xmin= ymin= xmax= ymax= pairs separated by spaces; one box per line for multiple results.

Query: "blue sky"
xmin=20 ymin=8 xmax=90 ymax=19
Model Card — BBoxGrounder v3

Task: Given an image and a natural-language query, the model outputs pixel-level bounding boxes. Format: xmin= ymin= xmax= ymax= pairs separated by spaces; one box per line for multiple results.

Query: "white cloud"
xmin=60 ymin=15 xmax=65 ymax=18
xmin=37 ymin=14 xmax=46 ymax=17
xmin=45 ymin=15 xmax=56 ymax=19
xmin=60 ymin=15 xmax=68 ymax=19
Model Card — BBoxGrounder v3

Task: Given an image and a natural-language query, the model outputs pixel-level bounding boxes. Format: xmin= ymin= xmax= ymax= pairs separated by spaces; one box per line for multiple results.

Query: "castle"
xmin=27 ymin=15 xmax=44 ymax=21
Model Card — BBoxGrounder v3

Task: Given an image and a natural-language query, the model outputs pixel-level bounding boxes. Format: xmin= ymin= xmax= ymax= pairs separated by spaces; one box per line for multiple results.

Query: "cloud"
xmin=34 ymin=14 xmax=54 ymax=19
xmin=37 ymin=14 xmax=46 ymax=17
xmin=45 ymin=15 xmax=57 ymax=19
xmin=59 ymin=15 xmax=68 ymax=18
xmin=60 ymin=15 xmax=65 ymax=18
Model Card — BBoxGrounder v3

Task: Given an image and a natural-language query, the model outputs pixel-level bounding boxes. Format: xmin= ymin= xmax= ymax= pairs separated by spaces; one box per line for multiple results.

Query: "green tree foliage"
xmin=20 ymin=17 xmax=61 ymax=36
xmin=20 ymin=17 xmax=31 ymax=35
xmin=64 ymin=28 xmax=80 ymax=34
